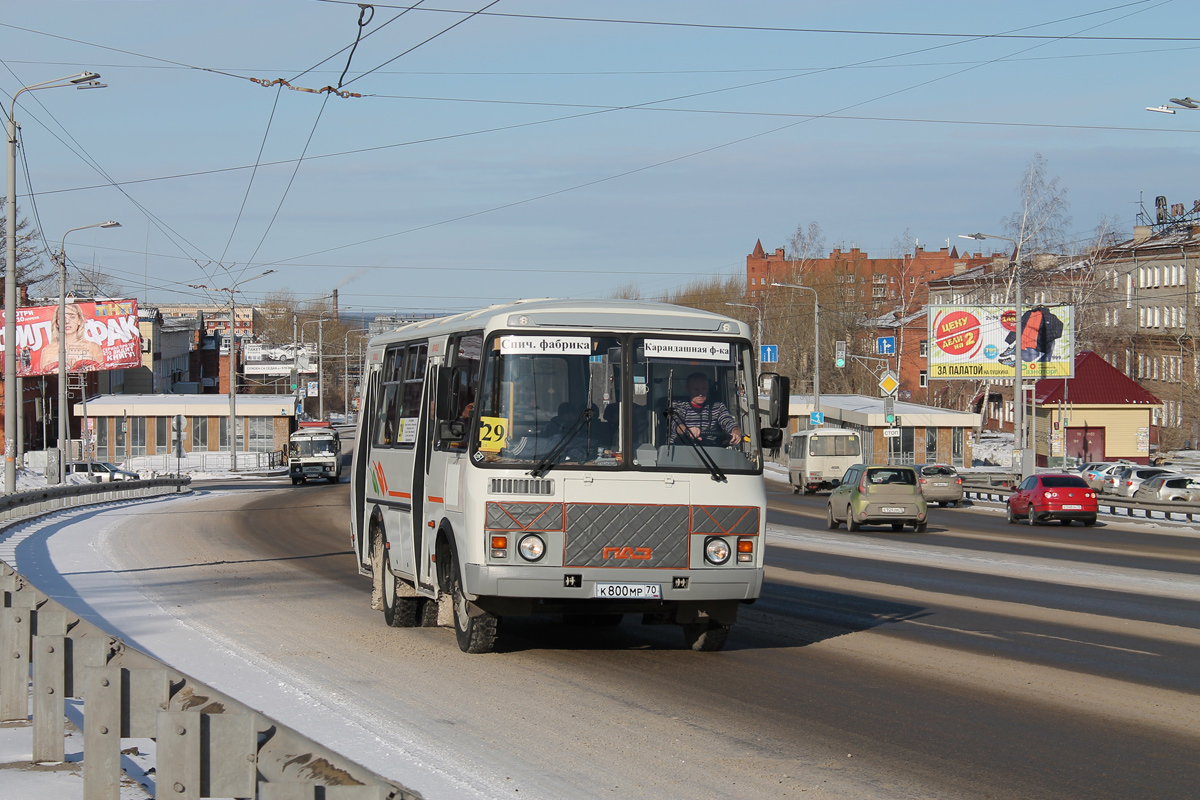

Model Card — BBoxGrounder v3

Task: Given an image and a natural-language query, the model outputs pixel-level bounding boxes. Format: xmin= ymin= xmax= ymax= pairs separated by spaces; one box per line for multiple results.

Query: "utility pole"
xmin=772 ymin=282 xmax=820 ymax=422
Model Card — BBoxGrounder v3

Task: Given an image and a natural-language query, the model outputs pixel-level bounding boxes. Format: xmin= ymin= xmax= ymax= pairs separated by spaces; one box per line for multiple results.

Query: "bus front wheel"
xmin=450 ymin=553 xmax=499 ymax=654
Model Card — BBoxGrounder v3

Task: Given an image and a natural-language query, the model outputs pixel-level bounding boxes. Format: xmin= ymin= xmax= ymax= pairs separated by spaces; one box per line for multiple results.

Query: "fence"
xmin=119 ymin=450 xmax=285 ymax=474
xmin=0 ymin=479 xmax=419 ymax=800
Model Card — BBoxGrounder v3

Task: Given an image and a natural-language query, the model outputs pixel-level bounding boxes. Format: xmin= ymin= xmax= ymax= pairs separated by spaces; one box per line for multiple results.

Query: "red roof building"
xmin=1031 ymin=352 xmax=1162 ymax=466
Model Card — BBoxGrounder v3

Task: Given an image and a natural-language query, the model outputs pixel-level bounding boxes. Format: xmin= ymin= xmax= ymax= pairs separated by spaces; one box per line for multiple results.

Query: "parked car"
xmin=66 ymin=462 xmax=140 ymax=482
xmin=913 ymin=463 xmax=964 ymax=507
xmin=1132 ymin=474 xmax=1200 ymax=503
xmin=1113 ymin=466 xmax=1175 ymax=498
xmin=1087 ymin=462 xmax=1129 ymax=492
xmin=1077 ymin=462 xmax=1111 ymax=480
xmin=1006 ymin=474 xmax=1098 ymax=526
xmin=827 ymin=464 xmax=928 ymax=532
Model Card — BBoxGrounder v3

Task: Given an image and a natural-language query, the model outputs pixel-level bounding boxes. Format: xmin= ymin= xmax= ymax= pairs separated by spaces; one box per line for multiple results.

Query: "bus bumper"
xmin=464 ymin=563 xmax=762 ymax=616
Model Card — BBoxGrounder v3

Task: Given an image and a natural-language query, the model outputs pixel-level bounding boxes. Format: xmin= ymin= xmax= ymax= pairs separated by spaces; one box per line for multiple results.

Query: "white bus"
xmin=787 ymin=427 xmax=862 ymax=494
xmin=350 ymin=299 xmax=788 ymax=653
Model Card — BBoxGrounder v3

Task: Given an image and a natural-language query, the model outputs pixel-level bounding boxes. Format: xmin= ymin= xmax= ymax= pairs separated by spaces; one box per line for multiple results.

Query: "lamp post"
xmin=190 ymin=270 xmax=275 ymax=471
xmin=343 ymin=327 xmax=371 ymax=420
xmin=228 ymin=270 xmax=274 ymax=470
xmin=301 ymin=316 xmax=331 ymax=421
xmin=725 ymin=302 xmax=763 ymax=371
xmin=771 ymin=282 xmax=820 ymax=424
xmin=6 ymin=70 xmax=105 ymax=493
xmin=56 ymin=221 xmax=120 ymax=482
xmin=961 ymin=232 xmax=1027 ymax=478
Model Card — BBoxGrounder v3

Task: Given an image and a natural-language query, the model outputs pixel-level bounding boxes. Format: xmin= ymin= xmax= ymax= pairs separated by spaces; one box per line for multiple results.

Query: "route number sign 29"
xmin=478 ymin=416 xmax=509 ymax=452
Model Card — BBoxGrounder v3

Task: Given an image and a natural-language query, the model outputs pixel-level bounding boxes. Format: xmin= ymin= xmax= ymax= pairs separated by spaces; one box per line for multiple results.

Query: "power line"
xmin=314 ymin=1 xmax=1192 ymax=42
xmin=220 ymin=83 xmax=284 ymax=264
xmin=340 ymin=0 xmax=504 ymax=88
xmin=289 ymin=0 xmax=429 ymax=82
xmin=10 ymin=41 xmax=1200 ymax=76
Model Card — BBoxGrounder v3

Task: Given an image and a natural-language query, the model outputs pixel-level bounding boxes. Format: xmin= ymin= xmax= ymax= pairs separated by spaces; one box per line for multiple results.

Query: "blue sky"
xmin=3 ymin=0 xmax=1199 ymax=316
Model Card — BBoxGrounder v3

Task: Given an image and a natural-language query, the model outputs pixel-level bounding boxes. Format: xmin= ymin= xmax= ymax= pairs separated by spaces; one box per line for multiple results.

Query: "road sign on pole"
xmin=876 ymin=336 xmax=896 ymax=355
xmin=835 ymin=340 xmax=847 ymax=368
xmin=879 ymin=370 xmax=900 ymax=397
xmin=810 ymin=411 xmax=824 ymax=426
xmin=760 ymin=344 xmax=778 ymax=364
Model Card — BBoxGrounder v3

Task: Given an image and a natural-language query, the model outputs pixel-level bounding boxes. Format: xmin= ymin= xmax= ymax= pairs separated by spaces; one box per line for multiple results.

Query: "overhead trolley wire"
xmin=315 ymin=0 xmax=1190 ymax=42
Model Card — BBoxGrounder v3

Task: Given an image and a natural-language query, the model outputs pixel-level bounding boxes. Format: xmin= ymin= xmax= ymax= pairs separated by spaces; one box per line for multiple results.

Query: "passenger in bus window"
xmin=669 ymin=373 xmax=742 ymax=446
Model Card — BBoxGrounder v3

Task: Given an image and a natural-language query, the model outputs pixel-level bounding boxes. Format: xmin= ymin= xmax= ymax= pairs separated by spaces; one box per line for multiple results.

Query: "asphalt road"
xmin=88 ymin=472 xmax=1200 ymax=800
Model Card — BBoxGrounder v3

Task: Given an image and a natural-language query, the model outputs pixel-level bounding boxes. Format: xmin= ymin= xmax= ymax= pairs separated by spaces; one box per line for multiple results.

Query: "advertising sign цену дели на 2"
xmin=928 ymin=305 xmax=1074 ymax=379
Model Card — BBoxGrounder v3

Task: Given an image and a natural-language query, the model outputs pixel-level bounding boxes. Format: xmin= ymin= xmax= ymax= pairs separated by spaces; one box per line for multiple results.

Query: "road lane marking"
xmin=767 ymin=525 xmax=1200 ymax=602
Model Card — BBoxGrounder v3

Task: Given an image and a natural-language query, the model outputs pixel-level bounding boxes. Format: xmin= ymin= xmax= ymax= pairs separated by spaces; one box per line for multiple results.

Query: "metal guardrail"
xmin=961 ymin=480 xmax=1200 ymax=523
xmin=0 ymin=479 xmax=420 ymax=800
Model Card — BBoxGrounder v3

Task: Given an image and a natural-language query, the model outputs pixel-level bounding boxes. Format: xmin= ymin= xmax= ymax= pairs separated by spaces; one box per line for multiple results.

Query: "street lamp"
xmin=56 ymin=221 xmax=120 ymax=482
xmin=190 ymin=269 xmax=275 ymax=471
xmin=301 ymin=315 xmax=331 ymax=421
xmin=960 ymin=232 xmax=1028 ymax=478
xmin=1146 ymin=97 xmax=1198 ymax=114
xmin=6 ymin=70 xmax=105 ymax=493
xmin=724 ymin=302 xmax=763 ymax=370
xmin=771 ymin=282 xmax=820 ymax=425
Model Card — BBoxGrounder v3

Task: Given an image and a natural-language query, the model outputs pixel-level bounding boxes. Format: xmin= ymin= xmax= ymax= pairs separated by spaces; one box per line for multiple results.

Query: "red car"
xmin=1006 ymin=474 xmax=1098 ymax=526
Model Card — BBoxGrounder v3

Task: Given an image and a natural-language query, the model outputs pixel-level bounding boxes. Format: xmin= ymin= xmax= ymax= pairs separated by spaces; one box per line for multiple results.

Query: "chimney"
xmin=1133 ymin=225 xmax=1152 ymax=244
xmin=333 ymin=289 xmax=339 ymax=320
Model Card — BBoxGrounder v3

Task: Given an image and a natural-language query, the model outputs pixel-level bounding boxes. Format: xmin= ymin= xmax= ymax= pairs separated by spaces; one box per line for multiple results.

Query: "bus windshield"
xmin=470 ymin=333 xmax=760 ymax=474
xmin=290 ymin=437 xmax=337 ymax=457
xmin=809 ymin=433 xmax=860 ymax=457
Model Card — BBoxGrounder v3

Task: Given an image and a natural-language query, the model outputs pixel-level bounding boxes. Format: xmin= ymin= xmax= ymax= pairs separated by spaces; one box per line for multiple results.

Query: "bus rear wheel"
xmin=379 ymin=537 xmax=420 ymax=628
xmin=682 ymin=621 xmax=730 ymax=652
xmin=450 ymin=552 xmax=499 ymax=653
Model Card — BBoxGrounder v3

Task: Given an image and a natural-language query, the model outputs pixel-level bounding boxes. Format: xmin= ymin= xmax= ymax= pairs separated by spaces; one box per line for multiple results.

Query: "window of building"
xmin=919 ymin=339 xmax=929 ymax=358
xmin=926 ymin=427 xmax=938 ymax=462
xmin=1127 ymin=273 xmax=1133 ymax=308
xmin=156 ymin=417 xmax=168 ymax=452
xmin=193 ymin=416 xmax=208 ymax=450
xmin=96 ymin=418 xmax=108 ymax=458
xmin=248 ymin=417 xmax=274 ymax=452
xmin=919 ymin=370 xmax=928 ymax=388
xmin=219 ymin=416 xmax=229 ymax=451
xmin=130 ymin=417 xmax=147 ymax=457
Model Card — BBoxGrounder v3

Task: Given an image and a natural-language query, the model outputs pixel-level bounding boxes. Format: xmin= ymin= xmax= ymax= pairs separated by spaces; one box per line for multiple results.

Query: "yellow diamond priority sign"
xmin=878 ymin=370 xmax=900 ymax=397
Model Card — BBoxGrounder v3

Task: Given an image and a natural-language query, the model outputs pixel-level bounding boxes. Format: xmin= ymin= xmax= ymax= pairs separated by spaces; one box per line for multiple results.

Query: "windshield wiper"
xmin=528 ymin=407 xmax=594 ymax=478
xmin=664 ymin=406 xmax=726 ymax=482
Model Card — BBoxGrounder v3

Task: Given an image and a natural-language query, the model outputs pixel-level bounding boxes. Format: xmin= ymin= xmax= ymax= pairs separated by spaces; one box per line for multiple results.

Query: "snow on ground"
xmin=970 ymin=432 xmax=1014 ymax=469
xmin=0 ymin=493 xmax=495 ymax=800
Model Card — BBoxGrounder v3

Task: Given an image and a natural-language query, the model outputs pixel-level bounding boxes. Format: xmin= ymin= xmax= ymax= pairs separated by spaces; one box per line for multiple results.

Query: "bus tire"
xmin=380 ymin=537 xmax=420 ymax=628
xmin=682 ymin=621 xmax=730 ymax=652
xmin=450 ymin=553 xmax=499 ymax=653
xmin=417 ymin=597 xmax=440 ymax=627
xmin=291 ymin=477 xmax=300 ymax=485
xmin=792 ymin=482 xmax=800 ymax=495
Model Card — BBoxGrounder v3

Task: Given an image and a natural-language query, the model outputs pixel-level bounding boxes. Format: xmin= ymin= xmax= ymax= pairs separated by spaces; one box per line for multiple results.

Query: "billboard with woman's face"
xmin=0 ymin=299 xmax=142 ymax=376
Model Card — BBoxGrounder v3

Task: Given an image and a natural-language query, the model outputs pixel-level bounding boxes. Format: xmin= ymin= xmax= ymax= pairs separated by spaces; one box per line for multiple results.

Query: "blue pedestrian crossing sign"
xmin=810 ymin=411 xmax=824 ymax=425
xmin=760 ymin=344 xmax=778 ymax=364
xmin=877 ymin=336 xmax=896 ymax=355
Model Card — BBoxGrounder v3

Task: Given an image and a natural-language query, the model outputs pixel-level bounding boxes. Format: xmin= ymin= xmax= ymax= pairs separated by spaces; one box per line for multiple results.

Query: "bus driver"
xmin=670 ymin=372 xmax=742 ymax=446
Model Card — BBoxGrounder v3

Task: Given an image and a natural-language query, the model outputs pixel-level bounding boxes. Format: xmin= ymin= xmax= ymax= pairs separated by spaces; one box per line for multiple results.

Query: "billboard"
xmin=928 ymin=305 xmax=1074 ymax=379
xmin=1 ymin=299 xmax=142 ymax=377
xmin=243 ymin=343 xmax=318 ymax=376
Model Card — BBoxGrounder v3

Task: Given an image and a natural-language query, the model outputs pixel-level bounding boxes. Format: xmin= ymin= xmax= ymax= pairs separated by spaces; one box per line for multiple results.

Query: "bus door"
xmin=409 ymin=361 xmax=435 ymax=596
xmin=372 ymin=342 xmax=428 ymax=587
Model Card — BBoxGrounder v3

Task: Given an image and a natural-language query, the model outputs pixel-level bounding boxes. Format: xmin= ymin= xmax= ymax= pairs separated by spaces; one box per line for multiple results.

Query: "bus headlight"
xmin=518 ymin=534 xmax=545 ymax=562
xmin=704 ymin=537 xmax=731 ymax=565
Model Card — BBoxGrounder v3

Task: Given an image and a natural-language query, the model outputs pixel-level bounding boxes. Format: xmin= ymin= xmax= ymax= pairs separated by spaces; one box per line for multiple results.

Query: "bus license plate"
xmin=594 ymin=583 xmax=661 ymax=600
xmin=881 ymin=507 xmax=905 ymax=514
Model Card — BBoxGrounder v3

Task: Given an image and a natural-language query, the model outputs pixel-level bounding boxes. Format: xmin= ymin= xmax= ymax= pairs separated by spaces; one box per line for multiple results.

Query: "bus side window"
xmin=374 ymin=346 xmax=406 ymax=447
xmin=437 ymin=333 xmax=483 ymax=451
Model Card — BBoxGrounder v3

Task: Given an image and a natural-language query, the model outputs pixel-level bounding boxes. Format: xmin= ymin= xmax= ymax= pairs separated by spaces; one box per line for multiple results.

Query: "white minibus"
xmin=787 ymin=427 xmax=862 ymax=494
xmin=350 ymin=299 xmax=788 ymax=652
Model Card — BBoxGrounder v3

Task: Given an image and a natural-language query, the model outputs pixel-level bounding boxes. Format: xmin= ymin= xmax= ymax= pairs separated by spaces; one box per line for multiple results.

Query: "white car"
xmin=67 ymin=462 xmax=140 ymax=482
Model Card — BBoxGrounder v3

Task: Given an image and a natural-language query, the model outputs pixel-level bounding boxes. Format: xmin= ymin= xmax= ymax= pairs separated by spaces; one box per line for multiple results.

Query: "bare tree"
xmin=0 ymin=198 xmax=53 ymax=292
xmin=1001 ymin=153 xmax=1072 ymax=268
xmin=610 ymin=281 xmax=643 ymax=300
xmin=785 ymin=221 xmax=826 ymax=283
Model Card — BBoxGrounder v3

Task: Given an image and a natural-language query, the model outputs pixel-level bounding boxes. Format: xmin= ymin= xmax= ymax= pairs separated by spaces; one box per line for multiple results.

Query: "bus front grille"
xmin=489 ymin=477 xmax=555 ymax=496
